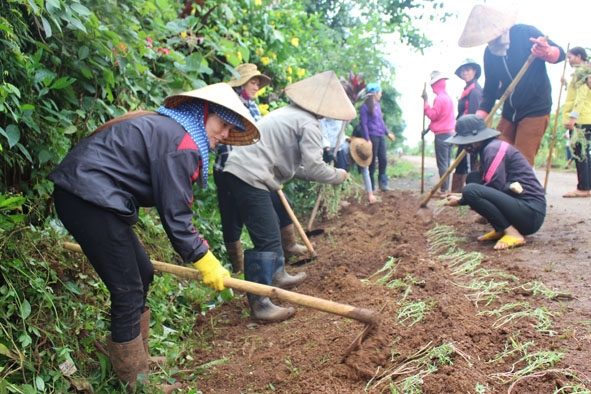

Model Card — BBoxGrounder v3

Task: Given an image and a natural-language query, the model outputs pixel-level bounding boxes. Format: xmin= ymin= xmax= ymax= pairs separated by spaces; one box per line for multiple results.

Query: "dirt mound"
xmin=186 ymin=160 xmax=591 ymax=393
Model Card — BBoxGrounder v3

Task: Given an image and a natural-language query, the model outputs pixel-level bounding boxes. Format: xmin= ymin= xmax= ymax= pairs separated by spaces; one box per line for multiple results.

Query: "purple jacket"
xmin=460 ymin=139 xmax=546 ymax=208
xmin=359 ymin=100 xmax=390 ymax=140
xmin=424 ymin=79 xmax=456 ymax=134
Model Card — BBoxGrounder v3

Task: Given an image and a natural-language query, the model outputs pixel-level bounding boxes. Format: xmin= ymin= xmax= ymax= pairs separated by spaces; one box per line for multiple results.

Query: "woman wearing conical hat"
xmin=214 ymin=64 xmax=308 ymax=274
xmin=223 ymin=71 xmax=355 ymax=323
xmin=48 ymin=83 xmax=259 ymax=391
xmin=458 ymin=4 xmax=565 ymax=167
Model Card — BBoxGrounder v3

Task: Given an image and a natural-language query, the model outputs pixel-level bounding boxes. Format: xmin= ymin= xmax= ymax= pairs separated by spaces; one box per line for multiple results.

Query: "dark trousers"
xmin=461 ymin=183 xmax=545 ymax=235
xmin=573 ymin=126 xmax=591 ymax=191
xmin=369 ymin=135 xmax=388 ymax=188
xmin=224 ymin=173 xmax=283 ymax=257
xmin=214 ymin=170 xmax=292 ymax=243
xmin=53 ymin=186 xmax=151 ymax=342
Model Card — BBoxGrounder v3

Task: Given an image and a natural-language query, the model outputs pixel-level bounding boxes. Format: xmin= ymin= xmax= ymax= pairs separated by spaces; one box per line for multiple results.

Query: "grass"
xmin=364 ymin=223 xmax=585 ymax=393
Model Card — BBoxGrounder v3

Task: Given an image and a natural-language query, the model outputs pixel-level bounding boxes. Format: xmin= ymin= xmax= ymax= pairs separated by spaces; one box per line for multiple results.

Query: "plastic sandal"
xmin=562 ymin=190 xmax=591 ymax=198
xmin=477 ymin=231 xmax=504 ymax=242
xmin=493 ymin=235 xmax=526 ymax=250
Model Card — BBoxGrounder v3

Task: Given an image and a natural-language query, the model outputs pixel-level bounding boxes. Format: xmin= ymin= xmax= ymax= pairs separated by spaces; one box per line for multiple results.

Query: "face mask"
xmin=488 ymin=31 xmax=510 ymax=57
xmin=464 ymin=144 xmax=478 ymax=154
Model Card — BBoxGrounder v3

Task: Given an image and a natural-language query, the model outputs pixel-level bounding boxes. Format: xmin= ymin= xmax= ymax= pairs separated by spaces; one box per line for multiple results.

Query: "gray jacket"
xmin=224 ymin=104 xmax=346 ymax=191
xmin=48 ymin=114 xmax=209 ymax=264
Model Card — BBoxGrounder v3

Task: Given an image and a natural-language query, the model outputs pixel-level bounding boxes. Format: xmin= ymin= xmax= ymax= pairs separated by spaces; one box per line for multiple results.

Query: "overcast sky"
xmin=387 ymin=0 xmax=591 ymax=148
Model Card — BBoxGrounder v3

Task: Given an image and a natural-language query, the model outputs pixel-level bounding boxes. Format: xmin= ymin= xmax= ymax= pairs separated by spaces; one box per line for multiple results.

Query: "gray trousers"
xmin=435 ymin=133 xmax=454 ymax=191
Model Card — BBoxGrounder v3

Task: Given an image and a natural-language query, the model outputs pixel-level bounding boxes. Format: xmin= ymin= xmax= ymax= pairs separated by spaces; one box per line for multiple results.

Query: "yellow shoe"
xmin=477 ymin=231 xmax=503 ymax=242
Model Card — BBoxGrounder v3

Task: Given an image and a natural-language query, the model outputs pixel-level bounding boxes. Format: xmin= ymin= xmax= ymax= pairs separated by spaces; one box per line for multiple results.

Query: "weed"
xmin=397 ymin=300 xmax=434 ymax=327
xmin=366 ymin=342 xmax=466 ymax=393
xmin=479 ymin=302 xmax=558 ymax=333
xmin=387 ymin=274 xmax=425 ymax=302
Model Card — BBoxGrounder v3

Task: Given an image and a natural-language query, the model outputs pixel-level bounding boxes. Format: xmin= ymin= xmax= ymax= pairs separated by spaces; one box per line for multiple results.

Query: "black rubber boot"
xmin=271 ymin=255 xmax=306 ymax=289
xmin=244 ymin=250 xmax=296 ymax=322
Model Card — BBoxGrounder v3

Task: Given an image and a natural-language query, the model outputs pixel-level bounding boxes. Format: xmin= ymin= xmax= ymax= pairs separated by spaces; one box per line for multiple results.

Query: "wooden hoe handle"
xmin=62 ymin=242 xmax=378 ymax=325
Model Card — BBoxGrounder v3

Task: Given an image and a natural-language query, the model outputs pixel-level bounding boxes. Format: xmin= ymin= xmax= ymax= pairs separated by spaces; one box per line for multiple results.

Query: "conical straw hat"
xmin=284 ymin=71 xmax=356 ymax=121
xmin=458 ymin=4 xmax=518 ymax=48
xmin=163 ymin=83 xmax=260 ymax=146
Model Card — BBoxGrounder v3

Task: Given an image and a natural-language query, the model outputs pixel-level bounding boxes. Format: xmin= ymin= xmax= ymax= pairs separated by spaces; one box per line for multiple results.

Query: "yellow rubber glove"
xmin=193 ymin=251 xmax=230 ymax=291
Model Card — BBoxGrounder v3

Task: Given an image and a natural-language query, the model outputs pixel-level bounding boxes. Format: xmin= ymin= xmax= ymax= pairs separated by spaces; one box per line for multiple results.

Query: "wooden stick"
xmin=307 ymin=189 xmax=323 ymax=232
xmin=62 ymin=242 xmax=377 ymax=325
xmin=307 ymin=121 xmax=349 ymax=232
xmin=421 ymin=82 xmax=427 ymax=194
xmin=277 ymin=189 xmax=317 ymax=257
xmin=420 ymin=53 xmax=537 ymax=208
xmin=544 ymin=43 xmax=570 ymax=191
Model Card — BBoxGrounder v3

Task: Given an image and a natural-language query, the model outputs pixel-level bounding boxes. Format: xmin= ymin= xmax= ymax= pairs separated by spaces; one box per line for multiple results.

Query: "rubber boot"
xmin=139 ymin=309 xmax=183 ymax=393
xmin=271 ymin=255 xmax=307 ymax=289
xmin=140 ymin=307 xmax=167 ymax=365
xmin=225 ymin=240 xmax=244 ymax=273
xmin=244 ymin=250 xmax=296 ymax=322
xmin=106 ymin=334 xmax=149 ymax=393
xmin=451 ymin=173 xmax=467 ymax=193
xmin=379 ymin=174 xmax=392 ymax=191
xmin=280 ymin=224 xmax=307 ymax=259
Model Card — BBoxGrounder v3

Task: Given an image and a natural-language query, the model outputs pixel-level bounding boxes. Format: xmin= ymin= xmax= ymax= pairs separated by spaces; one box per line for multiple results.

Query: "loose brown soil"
xmin=186 ymin=157 xmax=591 ymax=393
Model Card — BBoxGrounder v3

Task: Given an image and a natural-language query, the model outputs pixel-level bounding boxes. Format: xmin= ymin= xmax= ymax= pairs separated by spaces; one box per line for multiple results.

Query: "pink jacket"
xmin=424 ymin=79 xmax=456 ymax=135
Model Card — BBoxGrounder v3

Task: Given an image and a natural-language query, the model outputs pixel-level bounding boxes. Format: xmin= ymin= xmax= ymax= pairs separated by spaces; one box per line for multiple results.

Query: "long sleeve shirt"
xmin=359 ymin=100 xmax=390 ymax=140
xmin=224 ymin=104 xmax=345 ymax=191
xmin=562 ymin=75 xmax=591 ymax=126
xmin=48 ymin=114 xmax=210 ymax=264
xmin=459 ymin=139 xmax=546 ymax=210
xmin=480 ymin=24 xmax=565 ymax=123
xmin=457 ymin=80 xmax=482 ymax=118
xmin=424 ymin=79 xmax=456 ymax=134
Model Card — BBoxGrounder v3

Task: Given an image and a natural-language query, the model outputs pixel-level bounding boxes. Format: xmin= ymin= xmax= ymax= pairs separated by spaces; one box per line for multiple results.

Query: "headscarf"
xmin=156 ymin=100 xmax=245 ymax=187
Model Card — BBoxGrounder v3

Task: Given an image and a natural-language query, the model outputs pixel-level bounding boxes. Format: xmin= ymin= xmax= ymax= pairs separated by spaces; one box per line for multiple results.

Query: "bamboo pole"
xmin=544 ymin=43 xmax=570 ymax=191
xmin=419 ymin=53 xmax=537 ymax=208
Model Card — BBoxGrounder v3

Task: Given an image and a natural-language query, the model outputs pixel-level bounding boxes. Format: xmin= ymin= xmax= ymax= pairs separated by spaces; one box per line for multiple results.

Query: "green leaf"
xmin=67 ymin=16 xmax=87 ymax=33
xmin=0 ymin=344 xmax=16 ymax=359
xmin=38 ymin=149 xmax=52 ymax=164
xmin=0 ymin=195 xmax=25 ymax=209
xmin=70 ymin=3 xmax=91 ymax=17
xmin=78 ymin=46 xmax=90 ymax=60
xmin=80 ymin=65 xmax=93 ymax=79
xmin=4 ymin=125 xmax=20 ymax=148
xmin=45 ymin=0 xmax=60 ymax=13
xmin=21 ymin=299 xmax=31 ymax=319
xmin=19 ymin=333 xmax=32 ymax=347
xmin=35 ymin=376 xmax=45 ymax=392
xmin=63 ymin=125 xmax=78 ymax=135
xmin=63 ymin=281 xmax=82 ymax=295
xmin=50 ymin=77 xmax=76 ymax=90
xmin=41 ymin=17 xmax=52 ymax=38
